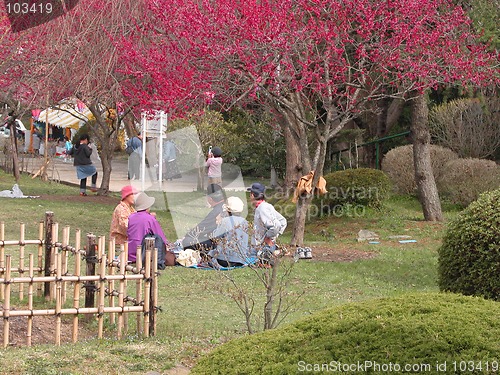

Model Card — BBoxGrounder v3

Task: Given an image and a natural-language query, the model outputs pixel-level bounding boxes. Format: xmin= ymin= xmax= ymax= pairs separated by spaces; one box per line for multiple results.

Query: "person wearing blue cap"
xmin=247 ymin=182 xmax=287 ymax=264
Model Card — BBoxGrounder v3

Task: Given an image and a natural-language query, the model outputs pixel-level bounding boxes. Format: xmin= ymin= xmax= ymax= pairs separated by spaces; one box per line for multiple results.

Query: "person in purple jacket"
xmin=127 ymin=192 xmax=171 ymax=262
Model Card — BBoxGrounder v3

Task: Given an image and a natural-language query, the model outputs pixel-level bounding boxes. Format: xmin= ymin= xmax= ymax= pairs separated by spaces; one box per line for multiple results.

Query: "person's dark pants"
xmin=80 ymin=172 xmax=98 ymax=193
xmin=183 ymin=239 xmax=215 ymax=255
xmin=216 ymin=259 xmax=244 ymax=268
xmin=129 ymin=153 xmax=141 ymax=180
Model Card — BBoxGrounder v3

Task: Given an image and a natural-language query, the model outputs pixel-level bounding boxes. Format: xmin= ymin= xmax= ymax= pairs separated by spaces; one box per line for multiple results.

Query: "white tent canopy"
xmin=38 ymin=104 xmax=92 ymax=129
xmin=15 ymin=119 xmax=27 ymax=132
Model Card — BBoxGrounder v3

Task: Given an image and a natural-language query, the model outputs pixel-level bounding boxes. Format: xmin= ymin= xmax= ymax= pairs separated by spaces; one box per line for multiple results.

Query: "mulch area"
xmin=306 ymin=245 xmax=378 ymax=262
xmin=0 ymin=310 xmax=95 ymax=347
xmin=286 ymin=245 xmax=378 ymax=263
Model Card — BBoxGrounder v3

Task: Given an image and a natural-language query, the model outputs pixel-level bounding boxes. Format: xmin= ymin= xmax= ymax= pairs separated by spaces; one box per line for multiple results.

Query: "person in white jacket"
xmin=247 ymin=182 xmax=287 ymax=264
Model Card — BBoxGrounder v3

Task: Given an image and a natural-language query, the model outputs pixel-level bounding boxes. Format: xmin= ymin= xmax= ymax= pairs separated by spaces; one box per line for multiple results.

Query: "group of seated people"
xmin=109 ymin=182 xmax=287 ymax=268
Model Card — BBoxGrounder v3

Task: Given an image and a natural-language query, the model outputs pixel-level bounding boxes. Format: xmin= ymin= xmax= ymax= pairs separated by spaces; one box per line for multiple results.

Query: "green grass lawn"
xmin=0 ymin=169 xmax=462 ymax=374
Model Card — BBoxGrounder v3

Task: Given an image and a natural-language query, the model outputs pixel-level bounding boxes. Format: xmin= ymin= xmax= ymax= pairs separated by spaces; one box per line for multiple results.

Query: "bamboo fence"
xmin=0 ymin=212 xmax=159 ymax=347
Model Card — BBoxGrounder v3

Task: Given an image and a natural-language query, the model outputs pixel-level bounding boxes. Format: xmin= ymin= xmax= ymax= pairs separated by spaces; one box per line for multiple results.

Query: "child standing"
xmin=205 ymin=146 xmax=223 ymax=185
xmin=63 ymin=136 xmax=72 ymax=163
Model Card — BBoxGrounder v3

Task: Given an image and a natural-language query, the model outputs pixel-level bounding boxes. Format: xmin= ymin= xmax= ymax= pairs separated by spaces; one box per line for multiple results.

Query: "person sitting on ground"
xmin=247 ymin=182 xmax=287 ymax=262
xmin=127 ymin=192 xmax=171 ymax=263
xmin=205 ymin=146 xmax=223 ymax=185
xmin=208 ymin=196 xmax=249 ymax=268
xmin=109 ymin=185 xmax=137 ymax=248
xmin=179 ymin=184 xmax=226 ymax=253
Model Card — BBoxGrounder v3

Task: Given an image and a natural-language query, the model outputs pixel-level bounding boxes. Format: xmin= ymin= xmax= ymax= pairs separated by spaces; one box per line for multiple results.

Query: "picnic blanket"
xmin=186 ymin=256 xmax=259 ymax=271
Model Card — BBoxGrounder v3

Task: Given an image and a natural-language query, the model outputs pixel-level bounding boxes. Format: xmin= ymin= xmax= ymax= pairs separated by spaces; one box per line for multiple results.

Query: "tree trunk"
xmin=99 ymin=152 xmax=112 ymax=196
xmin=290 ymin=195 xmax=313 ymax=247
xmin=263 ymin=261 xmax=279 ymax=330
xmin=87 ymin=104 xmax=122 ymax=196
xmin=282 ymin=123 xmax=302 ymax=192
xmin=411 ymin=93 xmax=443 ymax=221
xmin=8 ymin=122 xmax=20 ymax=182
xmin=359 ymin=98 xmax=405 ymax=168
xmin=290 ymin=134 xmax=328 ymax=246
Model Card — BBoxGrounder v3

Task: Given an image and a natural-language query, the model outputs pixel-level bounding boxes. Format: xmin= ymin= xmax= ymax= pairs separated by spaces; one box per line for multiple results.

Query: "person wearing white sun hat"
xmin=208 ymin=196 xmax=249 ymax=267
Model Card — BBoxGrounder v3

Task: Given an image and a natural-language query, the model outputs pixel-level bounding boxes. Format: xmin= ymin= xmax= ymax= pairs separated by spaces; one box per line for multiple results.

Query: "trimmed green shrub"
xmin=438 ymin=188 xmax=500 ymax=301
xmin=191 ymin=293 xmax=500 ymax=375
xmin=381 ymin=144 xmax=458 ymax=195
xmin=317 ymin=168 xmax=391 ymax=210
xmin=429 ymin=97 xmax=500 ymax=159
xmin=437 ymin=158 xmax=500 ymax=207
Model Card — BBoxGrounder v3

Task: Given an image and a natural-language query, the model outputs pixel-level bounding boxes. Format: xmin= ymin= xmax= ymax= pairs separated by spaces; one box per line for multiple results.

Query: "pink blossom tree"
xmin=117 ymin=0 xmax=498 ymax=245
xmin=0 ymin=10 xmax=44 ymax=180
xmin=1 ymin=1 xmax=143 ymax=193
xmin=118 ymin=0 xmax=498 ymax=245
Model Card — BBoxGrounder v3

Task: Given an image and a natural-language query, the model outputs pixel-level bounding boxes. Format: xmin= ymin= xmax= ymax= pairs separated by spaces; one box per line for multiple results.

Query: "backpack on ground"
xmin=141 ymin=233 xmax=175 ymax=270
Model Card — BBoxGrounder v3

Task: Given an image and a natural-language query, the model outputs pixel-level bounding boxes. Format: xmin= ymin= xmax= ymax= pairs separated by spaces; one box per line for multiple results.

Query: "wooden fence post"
xmin=0 ymin=221 xmax=4 ymax=301
xmin=108 ymin=239 xmax=116 ymax=325
xmin=143 ymin=238 xmax=153 ymax=338
xmin=3 ymin=255 xmax=11 ymax=348
xmin=84 ymin=234 xmax=97 ymax=312
xmin=37 ymin=221 xmax=43 ymax=297
xmin=150 ymin=245 xmax=158 ymax=337
xmin=117 ymin=250 xmax=126 ymax=339
xmin=72 ymin=245 xmax=82 ymax=343
xmin=0 ymin=216 xmax=160 ymax=344
xmin=19 ymin=223 xmax=25 ymax=301
xmin=27 ymin=254 xmax=34 ymax=346
xmin=142 ymin=236 xmax=158 ymax=338
xmin=43 ymin=211 xmax=54 ymax=300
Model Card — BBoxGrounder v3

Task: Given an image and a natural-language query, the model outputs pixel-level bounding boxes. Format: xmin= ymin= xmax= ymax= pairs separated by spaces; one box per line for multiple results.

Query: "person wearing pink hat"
xmin=109 ymin=185 xmax=138 ymax=247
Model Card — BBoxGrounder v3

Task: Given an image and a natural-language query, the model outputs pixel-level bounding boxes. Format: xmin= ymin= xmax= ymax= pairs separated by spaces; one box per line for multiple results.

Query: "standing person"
xmin=110 ymin=185 xmax=138 ymax=248
xmin=127 ymin=132 xmax=142 ymax=180
xmin=127 ymin=192 xmax=172 ymax=263
xmin=205 ymin=146 xmax=223 ymax=185
xmin=32 ymin=131 xmax=41 ymax=156
xmin=247 ymin=182 xmax=287 ymax=264
xmin=162 ymin=137 xmax=182 ymax=180
xmin=63 ymin=136 xmax=72 ymax=163
xmin=68 ymin=134 xmax=98 ymax=196
xmin=208 ymin=196 xmax=249 ymax=267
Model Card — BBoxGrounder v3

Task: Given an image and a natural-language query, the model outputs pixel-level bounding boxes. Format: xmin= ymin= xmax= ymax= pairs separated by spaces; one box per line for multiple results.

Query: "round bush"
xmin=381 ymin=144 xmax=458 ymax=195
xmin=438 ymin=188 xmax=500 ymax=301
xmin=437 ymin=158 xmax=500 ymax=207
xmin=317 ymin=168 xmax=391 ymax=209
xmin=191 ymin=293 xmax=500 ymax=375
